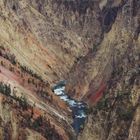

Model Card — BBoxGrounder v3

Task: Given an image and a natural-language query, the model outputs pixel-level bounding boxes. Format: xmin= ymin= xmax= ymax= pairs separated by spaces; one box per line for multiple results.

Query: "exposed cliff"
xmin=78 ymin=38 xmax=140 ymax=140
xmin=0 ymin=0 xmax=79 ymax=138
xmin=65 ymin=0 xmax=140 ymax=139
xmin=0 ymin=0 xmax=140 ymax=140
xmin=0 ymin=0 xmax=92 ymax=85
xmin=66 ymin=0 xmax=140 ymax=103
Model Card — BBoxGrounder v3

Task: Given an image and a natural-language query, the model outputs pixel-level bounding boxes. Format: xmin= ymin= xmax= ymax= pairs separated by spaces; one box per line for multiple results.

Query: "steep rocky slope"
xmin=66 ymin=0 xmax=140 ymax=102
xmin=0 ymin=0 xmax=140 ymax=140
xmin=78 ymin=39 xmax=140 ymax=140
xmin=65 ymin=0 xmax=140 ymax=140
xmin=0 ymin=46 xmax=74 ymax=140
xmin=0 ymin=0 xmax=91 ymax=84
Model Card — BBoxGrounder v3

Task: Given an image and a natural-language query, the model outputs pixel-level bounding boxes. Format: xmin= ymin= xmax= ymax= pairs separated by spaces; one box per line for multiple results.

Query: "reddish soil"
xmin=89 ymin=83 xmax=106 ymax=104
xmin=0 ymin=65 xmax=19 ymax=82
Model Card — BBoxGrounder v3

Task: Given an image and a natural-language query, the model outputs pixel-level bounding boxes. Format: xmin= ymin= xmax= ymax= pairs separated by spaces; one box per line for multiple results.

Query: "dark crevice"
xmin=56 ymin=0 xmax=95 ymax=15
xmin=12 ymin=5 xmax=16 ymax=11
xmin=104 ymin=7 xmax=118 ymax=26
xmin=134 ymin=23 xmax=140 ymax=40
xmin=132 ymin=0 xmax=140 ymax=16
xmin=102 ymin=7 xmax=119 ymax=32
xmin=102 ymin=0 xmax=128 ymax=33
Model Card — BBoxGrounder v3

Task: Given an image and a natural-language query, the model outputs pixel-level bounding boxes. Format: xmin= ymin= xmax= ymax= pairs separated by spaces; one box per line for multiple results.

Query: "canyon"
xmin=0 ymin=0 xmax=140 ymax=140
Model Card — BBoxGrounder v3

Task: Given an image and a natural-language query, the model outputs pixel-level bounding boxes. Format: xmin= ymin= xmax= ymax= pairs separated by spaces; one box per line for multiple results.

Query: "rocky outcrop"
xmin=78 ymin=41 xmax=140 ymax=139
xmin=27 ymin=0 xmax=103 ymax=46
xmin=0 ymin=0 xmax=140 ymax=140
xmin=66 ymin=0 xmax=140 ymax=103
xmin=66 ymin=0 xmax=140 ymax=140
xmin=0 ymin=0 xmax=92 ymax=85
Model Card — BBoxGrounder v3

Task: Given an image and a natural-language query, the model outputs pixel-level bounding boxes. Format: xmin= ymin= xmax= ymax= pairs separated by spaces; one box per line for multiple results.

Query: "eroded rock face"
xmin=0 ymin=0 xmax=93 ymax=85
xmin=78 ymin=42 xmax=140 ymax=140
xmin=65 ymin=0 xmax=140 ymax=140
xmin=28 ymin=0 xmax=102 ymax=46
xmin=1 ymin=0 xmax=128 ymax=87
xmin=66 ymin=0 xmax=140 ymax=102
xmin=0 ymin=0 xmax=140 ymax=140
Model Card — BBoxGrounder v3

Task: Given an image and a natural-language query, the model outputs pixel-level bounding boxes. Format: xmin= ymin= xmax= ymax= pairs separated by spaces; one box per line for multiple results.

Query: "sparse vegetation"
xmin=118 ymin=107 xmax=134 ymax=121
xmin=17 ymin=96 xmax=29 ymax=111
xmin=9 ymin=65 xmax=14 ymax=72
xmin=96 ymin=97 xmax=108 ymax=110
xmin=0 ymin=82 xmax=11 ymax=96
xmin=19 ymin=65 xmax=43 ymax=81
xmin=0 ymin=61 xmax=4 ymax=66
xmin=0 ymin=46 xmax=66 ymax=140
xmin=0 ymin=48 xmax=17 ymax=65
xmin=0 ymin=82 xmax=29 ymax=111
xmin=0 ymin=45 xmax=5 ymax=50
xmin=32 ymin=115 xmax=61 ymax=140
xmin=0 ymin=46 xmax=44 ymax=82
xmin=91 ymin=44 xmax=98 ymax=52
xmin=116 ymin=91 xmax=131 ymax=100
xmin=0 ymin=47 xmax=52 ymax=103
xmin=37 ymin=89 xmax=53 ymax=102
xmin=32 ymin=115 xmax=43 ymax=129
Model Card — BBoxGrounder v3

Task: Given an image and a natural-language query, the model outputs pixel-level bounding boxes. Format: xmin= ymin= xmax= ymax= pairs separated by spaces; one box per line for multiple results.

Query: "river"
xmin=52 ymin=81 xmax=87 ymax=134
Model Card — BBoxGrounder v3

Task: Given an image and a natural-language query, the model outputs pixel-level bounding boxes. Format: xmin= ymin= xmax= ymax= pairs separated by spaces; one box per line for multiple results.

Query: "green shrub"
xmin=118 ymin=108 xmax=134 ymax=121
xmin=96 ymin=97 xmax=108 ymax=110
xmin=18 ymin=96 xmax=28 ymax=110
xmin=0 ymin=82 xmax=11 ymax=96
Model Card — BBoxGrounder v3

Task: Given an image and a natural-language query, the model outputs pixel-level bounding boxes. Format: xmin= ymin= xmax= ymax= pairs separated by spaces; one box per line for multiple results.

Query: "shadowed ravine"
xmin=53 ymin=81 xmax=87 ymax=134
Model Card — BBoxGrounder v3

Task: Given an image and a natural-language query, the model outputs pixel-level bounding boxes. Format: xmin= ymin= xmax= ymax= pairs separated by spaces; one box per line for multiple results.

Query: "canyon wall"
xmin=0 ymin=0 xmax=139 ymax=140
